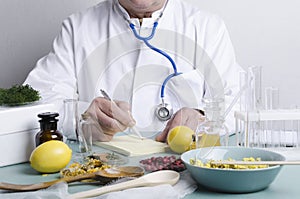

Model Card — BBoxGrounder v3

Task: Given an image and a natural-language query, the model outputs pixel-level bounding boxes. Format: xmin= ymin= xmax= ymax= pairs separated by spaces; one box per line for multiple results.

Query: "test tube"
xmin=285 ymin=118 xmax=295 ymax=148
xmin=280 ymin=121 xmax=286 ymax=147
xmin=295 ymin=120 xmax=300 ymax=147
xmin=264 ymin=87 xmax=279 ymax=110
xmin=247 ymin=66 xmax=263 ymax=148
xmin=236 ymin=71 xmax=247 ymax=146
xmin=264 ymin=87 xmax=279 ymax=148
xmin=239 ymin=71 xmax=247 ymax=112
xmin=259 ymin=120 xmax=266 ymax=148
xmin=248 ymin=66 xmax=263 ymax=111
xmin=290 ymin=105 xmax=300 ymax=148
xmin=291 ymin=120 xmax=297 ymax=147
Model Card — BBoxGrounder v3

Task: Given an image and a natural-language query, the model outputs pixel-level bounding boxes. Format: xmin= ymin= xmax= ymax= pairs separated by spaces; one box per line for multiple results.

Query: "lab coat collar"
xmin=114 ymin=0 xmax=169 ymax=27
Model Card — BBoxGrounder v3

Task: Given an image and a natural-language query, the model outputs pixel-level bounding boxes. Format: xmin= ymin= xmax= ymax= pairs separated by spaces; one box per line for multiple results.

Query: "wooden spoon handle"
xmin=211 ymin=160 xmax=300 ymax=165
xmin=0 ymin=172 xmax=97 ymax=191
xmin=68 ymin=178 xmax=145 ymax=199
xmin=0 ymin=179 xmax=63 ymax=191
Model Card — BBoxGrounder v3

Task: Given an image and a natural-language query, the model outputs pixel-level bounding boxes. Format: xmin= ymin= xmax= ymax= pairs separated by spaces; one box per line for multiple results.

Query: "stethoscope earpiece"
xmin=155 ymin=103 xmax=173 ymax=121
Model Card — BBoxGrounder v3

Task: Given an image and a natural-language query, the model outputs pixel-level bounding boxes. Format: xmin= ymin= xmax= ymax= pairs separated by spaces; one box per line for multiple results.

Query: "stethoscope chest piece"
xmin=155 ymin=103 xmax=173 ymax=121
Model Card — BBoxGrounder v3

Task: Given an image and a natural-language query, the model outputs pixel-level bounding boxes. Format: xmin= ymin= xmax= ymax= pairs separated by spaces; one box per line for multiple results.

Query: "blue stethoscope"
xmin=128 ymin=16 xmax=182 ymax=121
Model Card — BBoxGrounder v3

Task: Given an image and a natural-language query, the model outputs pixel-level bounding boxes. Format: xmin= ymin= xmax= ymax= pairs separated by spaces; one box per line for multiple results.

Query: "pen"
xmin=100 ymin=89 xmax=144 ymax=140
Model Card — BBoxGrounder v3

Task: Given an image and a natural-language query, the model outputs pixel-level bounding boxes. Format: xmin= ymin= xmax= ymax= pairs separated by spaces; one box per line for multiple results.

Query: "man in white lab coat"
xmin=24 ymin=0 xmax=243 ymax=142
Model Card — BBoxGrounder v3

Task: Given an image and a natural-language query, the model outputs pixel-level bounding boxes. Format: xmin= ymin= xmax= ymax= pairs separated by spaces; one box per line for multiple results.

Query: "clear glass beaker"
xmin=196 ymin=98 xmax=228 ymax=148
xmin=61 ymin=99 xmax=79 ymax=152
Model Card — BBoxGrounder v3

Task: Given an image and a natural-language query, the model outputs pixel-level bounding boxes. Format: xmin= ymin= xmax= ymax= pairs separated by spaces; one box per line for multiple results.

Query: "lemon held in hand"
xmin=167 ymin=126 xmax=195 ymax=154
xmin=30 ymin=140 xmax=72 ymax=173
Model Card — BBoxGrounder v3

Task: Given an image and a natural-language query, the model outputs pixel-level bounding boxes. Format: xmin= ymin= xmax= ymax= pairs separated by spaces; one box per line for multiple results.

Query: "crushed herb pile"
xmin=0 ymin=84 xmax=40 ymax=106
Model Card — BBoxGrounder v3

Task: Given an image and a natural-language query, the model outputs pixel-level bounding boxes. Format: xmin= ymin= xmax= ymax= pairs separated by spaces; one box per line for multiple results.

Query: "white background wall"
xmin=185 ymin=0 xmax=300 ymax=108
xmin=1 ymin=0 xmax=299 ymax=108
xmin=0 ymin=0 xmax=100 ymax=87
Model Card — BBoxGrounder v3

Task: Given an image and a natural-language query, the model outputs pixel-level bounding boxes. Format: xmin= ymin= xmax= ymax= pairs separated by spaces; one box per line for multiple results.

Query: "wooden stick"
xmin=210 ymin=160 xmax=300 ymax=166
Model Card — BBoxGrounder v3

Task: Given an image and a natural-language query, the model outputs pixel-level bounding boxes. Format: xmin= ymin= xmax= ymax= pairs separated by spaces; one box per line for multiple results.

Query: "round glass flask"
xmin=196 ymin=98 xmax=228 ymax=148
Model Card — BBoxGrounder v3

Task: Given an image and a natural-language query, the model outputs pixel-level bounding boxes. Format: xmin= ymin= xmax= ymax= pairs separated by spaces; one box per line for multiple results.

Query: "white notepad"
xmin=94 ymin=135 xmax=170 ymax=156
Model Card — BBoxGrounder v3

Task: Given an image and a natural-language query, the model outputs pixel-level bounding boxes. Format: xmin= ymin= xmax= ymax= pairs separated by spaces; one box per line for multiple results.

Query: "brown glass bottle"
xmin=35 ymin=112 xmax=63 ymax=147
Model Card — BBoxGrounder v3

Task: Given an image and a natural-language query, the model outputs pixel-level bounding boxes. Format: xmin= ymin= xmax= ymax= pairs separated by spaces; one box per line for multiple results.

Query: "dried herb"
xmin=0 ymin=84 xmax=40 ymax=106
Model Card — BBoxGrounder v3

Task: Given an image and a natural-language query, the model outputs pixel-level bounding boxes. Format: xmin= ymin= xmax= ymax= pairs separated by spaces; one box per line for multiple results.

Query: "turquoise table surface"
xmin=1 ymin=144 xmax=300 ymax=199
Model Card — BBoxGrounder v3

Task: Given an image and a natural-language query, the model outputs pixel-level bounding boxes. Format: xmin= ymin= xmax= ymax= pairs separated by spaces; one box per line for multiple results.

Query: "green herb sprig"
xmin=0 ymin=84 xmax=41 ymax=106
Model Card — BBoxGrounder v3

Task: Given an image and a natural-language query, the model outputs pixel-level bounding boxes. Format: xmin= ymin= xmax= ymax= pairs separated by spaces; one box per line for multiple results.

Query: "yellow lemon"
xmin=167 ymin=126 xmax=195 ymax=154
xmin=30 ymin=140 xmax=72 ymax=173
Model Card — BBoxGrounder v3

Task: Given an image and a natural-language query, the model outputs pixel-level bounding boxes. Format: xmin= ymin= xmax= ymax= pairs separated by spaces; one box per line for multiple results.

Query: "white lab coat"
xmin=24 ymin=0 xmax=243 ymax=135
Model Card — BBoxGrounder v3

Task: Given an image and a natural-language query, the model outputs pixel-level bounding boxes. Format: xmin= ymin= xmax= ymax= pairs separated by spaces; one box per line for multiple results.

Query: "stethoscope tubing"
xmin=129 ymin=22 xmax=182 ymax=99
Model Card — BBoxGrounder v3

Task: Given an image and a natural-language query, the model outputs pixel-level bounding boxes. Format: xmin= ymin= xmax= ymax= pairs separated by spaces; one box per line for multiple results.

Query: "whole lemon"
xmin=30 ymin=140 xmax=72 ymax=173
xmin=167 ymin=126 xmax=195 ymax=154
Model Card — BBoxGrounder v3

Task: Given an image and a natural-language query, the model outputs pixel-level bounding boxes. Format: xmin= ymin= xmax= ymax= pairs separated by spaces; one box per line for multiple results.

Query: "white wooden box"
xmin=0 ymin=103 xmax=57 ymax=167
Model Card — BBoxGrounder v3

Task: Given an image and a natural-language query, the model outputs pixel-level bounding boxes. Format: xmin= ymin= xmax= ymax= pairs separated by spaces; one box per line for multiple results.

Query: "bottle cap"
xmin=38 ymin=112 xmax=59 ymax=122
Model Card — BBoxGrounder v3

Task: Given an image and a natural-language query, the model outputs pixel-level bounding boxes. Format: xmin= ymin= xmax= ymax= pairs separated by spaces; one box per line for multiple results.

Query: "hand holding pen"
xmin=100 ymin=89 xmax=144 ymax=140
xmin=84 ymin=90 xmax=141 ymax=141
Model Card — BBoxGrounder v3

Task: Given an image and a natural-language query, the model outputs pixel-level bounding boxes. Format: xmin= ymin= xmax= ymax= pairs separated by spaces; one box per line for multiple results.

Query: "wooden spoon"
xmin=0 ymin=166 xmax=144 ymax=191
xmin=68 ymin=170 xmax=180 ymax=199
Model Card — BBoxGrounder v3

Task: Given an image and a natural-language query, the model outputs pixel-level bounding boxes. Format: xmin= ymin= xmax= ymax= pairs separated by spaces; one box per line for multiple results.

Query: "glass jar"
xmin=78 ymin=113 xmax=93 ymax=154
xmin=196 ymin=98 xmax=228 ymax=148
xmin=35 ymin=112 xmax=63 ymax=146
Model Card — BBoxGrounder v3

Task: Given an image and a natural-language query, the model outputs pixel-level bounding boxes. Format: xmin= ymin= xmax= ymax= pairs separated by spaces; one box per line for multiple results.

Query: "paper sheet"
xmin=94 ymin=135 xmax=170 ymax=156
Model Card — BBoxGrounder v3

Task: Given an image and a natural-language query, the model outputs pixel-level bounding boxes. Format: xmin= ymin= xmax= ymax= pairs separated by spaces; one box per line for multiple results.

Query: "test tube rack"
xmin=235 ymin=109 xmax=300 ymax=148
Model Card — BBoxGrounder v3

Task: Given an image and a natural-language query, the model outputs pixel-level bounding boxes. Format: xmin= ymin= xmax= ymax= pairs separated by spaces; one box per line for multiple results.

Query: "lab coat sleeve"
xmin=204 ymin=17 xmax=244 ymax=133
xmin=24 ymin=17 xmax=89 ymax=118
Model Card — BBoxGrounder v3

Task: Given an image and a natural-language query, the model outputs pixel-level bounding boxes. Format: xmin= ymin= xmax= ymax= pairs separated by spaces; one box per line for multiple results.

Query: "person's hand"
xmin=84 ymin=97 xmax=136 ymax=141
xmin=155 ymin=107 xmax=205 ymax=142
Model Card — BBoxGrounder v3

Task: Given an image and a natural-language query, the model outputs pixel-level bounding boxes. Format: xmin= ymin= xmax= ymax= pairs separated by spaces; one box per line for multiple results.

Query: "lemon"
xmin=167 ymin=126 xmax=195 ymax=154
xmin=30 ymin=140 xmax=72 ymax=173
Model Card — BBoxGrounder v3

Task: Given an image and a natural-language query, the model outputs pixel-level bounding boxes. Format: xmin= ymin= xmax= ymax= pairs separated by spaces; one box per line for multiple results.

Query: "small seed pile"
xmin=140 ymin=155 xmax=186 ymax=172
xmin=60 ymin=158 xmax=110 ymax=177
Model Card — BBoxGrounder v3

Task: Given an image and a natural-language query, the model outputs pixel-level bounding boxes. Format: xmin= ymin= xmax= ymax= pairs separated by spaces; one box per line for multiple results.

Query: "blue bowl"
xmin=181 ymin=146 xmax=285 ymax=193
